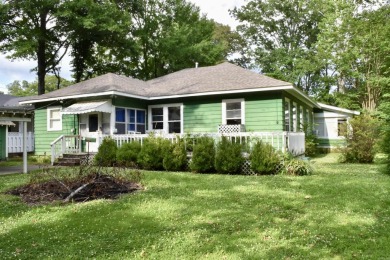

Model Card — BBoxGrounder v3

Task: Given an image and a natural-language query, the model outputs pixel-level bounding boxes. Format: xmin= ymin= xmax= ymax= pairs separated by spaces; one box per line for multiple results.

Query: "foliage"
xmin=6 ymin=76 xmax=73 ymax=96
xmin=231 ymin=0 xmax=330 ymax=95
xmin=137 ymin=135 xmax=170 ymax=170
xmin=303 ymin=123 xmax=319 ymax=157
xmin=163 ymin=139 xmax=187 ymax=171
xmin=250 ymin=141 xmax=280 ymax=175
xmin=94 ymin=137 xmax=117 ymax=166
xmin=116 ymin=141 xmax=142 ymax=167
xmin=281 ymin=158 xmax=312 ymax=176
xmin=339 ymin=114 xmax=381 ymax=163
xmin=214 ymin=136 xmax=244 ymax=174
xmin=190 ymin=136 xmax=215 ymax=173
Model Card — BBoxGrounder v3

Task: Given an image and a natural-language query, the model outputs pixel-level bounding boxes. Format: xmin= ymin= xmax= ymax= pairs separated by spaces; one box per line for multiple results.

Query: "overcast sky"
xmin=0 ymin=0 xmax=245 ymax=94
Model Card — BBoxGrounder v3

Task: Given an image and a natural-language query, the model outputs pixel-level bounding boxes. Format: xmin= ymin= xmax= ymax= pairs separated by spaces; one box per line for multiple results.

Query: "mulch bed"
xmin=6 ymin=173 xmax=143 ymax=205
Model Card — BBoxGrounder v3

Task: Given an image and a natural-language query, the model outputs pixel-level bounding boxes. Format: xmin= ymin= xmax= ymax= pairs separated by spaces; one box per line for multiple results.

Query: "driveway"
xmin=0 ymin=165 xmax=42 ymax=176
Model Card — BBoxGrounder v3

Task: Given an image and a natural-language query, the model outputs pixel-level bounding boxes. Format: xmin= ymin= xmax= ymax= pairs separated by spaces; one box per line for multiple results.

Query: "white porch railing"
xmin=106 ymin=131 xmax=305 ymax=156
xmin=50 ymin=131 xmax=305 ymax=165
xmin=50 ymin=135 xmax=82 ymax=165
xmin=8 ymin=132 xmax=35 ymax=153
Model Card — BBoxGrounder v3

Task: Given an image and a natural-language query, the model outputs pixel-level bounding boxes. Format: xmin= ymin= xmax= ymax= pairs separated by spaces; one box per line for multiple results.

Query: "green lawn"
xmin=1 ymin=154 xmax=389 ymax=259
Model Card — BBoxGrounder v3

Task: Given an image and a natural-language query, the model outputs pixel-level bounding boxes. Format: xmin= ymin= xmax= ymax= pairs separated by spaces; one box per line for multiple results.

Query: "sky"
xmin=0 ymin=0 xmax=245 ymax=94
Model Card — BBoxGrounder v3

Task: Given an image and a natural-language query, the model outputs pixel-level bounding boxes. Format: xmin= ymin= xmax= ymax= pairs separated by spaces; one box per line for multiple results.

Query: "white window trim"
xmin=47 ymin=106 xmax=62 ymax=131
xmin=292 ymin=102 xmax=297 ymax=132
xmin=222 ymin=98 xmax=245 ymax=125
xmin=114 ymin=106 xmax=147 ymax=134
xmin=148 ymin=103 xmax=183 ymax=134
xmin=285 ymin=98 xmax=291 ymax=131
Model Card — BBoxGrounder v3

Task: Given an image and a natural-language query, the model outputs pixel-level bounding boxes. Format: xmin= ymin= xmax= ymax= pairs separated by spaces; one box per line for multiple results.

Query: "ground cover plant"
xmin=1 ymin=154 xmax=390 ymax=259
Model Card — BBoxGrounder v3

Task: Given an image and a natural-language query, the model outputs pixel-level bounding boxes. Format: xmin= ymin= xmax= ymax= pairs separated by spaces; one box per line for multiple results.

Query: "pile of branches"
xmin=7 ymin=171 xmax=143 ymax=205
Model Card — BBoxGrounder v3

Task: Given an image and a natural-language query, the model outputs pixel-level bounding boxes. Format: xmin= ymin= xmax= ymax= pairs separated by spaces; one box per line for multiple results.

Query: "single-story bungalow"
xmin=19 ymin=62 xmax=359 ymax=162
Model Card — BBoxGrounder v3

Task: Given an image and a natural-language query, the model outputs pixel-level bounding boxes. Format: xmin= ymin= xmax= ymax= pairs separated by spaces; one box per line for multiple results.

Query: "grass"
xmin=0 ymin=155 xmax=49 ymax=167
xmin=1 ymin=153 xmax=390 ymax=259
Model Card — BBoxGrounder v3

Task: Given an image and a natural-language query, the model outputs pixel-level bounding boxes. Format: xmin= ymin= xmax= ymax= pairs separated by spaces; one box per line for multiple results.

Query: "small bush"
xmin=215 ymin=136 xmax=244 ymax=174
xmin=163 ymin=139 xmax=187 ymax=171
xmin=116 ymin=141 xmax=142 ymax=167
xmin=303 ymin=124 xmax=319 ymax=157
xmin=250 ymin=141 xmax=280 ymax=175
xmin=137 ymin=136 xmax=170 ymax=170
xmin=340 ymin=114 xmax=380 ymax=163
xmin=282 ymin=159 xmax=312 ymax=176
xmin=190 ymin=136 xmax=215 ymax=173
xmin=94 ymin=137 xmax=117 ymax=166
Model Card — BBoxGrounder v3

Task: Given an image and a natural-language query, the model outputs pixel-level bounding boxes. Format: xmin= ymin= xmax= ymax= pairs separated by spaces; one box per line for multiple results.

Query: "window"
xmin=285 ymin=99 xmax=290 ymax=131
xmin=299 ymin=106 xmax=303 ymax=131
xmin=89 ymin=114 xmax=98 ymax=132
xmin=149 ymin=104 xmax=183 ymax=134
xmin=115 ymin=107 xmax=146 ymax=134
xmin=338 ymin=119 xmax=347 ymax=136
xmin=292 ymin=102 xmax=297 ymax=132
xmin=47 ymin=107 xmax=62 ymax=131
xmin=222 ymin=99 xmax=245 ymax=125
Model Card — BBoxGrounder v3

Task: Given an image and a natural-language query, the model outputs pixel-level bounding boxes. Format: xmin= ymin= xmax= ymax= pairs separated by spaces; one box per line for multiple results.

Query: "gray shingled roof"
xmin=0 ymin=94 xmax=33 ymax=111
xmin=21 ymin=62 xmax=292 ymax=103
xmin=148 ymin=62 xmax=291 ymax=96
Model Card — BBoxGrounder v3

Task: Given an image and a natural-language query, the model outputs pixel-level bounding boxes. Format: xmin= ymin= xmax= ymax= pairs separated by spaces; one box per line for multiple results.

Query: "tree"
xmin=7 ymin=75 xmax=72 ymax=97
xmin=0 ymin=0 xmax=67 ymax=95
xmin=317 ymin=2 xmax=390 ymax=111
xmin=58 ymin=0 xmax=133 ymax=83
xmin=231 ymin=0 xmax=329 ymax=95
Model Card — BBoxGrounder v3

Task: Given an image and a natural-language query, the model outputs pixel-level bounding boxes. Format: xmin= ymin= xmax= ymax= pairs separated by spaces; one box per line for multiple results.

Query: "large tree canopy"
xmin=1 ymin=0 xmax=235 ymax=93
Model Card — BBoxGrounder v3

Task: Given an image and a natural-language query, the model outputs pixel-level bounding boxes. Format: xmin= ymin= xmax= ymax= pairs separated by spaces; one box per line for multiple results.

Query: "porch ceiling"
xmin=61 ymin=101 xmax=111 ymax=114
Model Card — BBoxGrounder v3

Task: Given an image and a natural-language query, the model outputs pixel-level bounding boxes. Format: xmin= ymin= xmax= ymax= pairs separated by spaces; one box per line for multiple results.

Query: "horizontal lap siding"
xmin=34 ymin=108 xmax=78 ymax=155
xmin=184 ymin=100 xmax=221 ymax=133
xmin=245 ymin=95 xmax=284 ymax=132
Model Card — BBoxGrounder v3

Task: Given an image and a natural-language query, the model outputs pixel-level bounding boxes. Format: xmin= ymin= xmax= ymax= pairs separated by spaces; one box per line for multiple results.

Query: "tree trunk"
xmin=37 ymin=11 xmax=48 ymax=95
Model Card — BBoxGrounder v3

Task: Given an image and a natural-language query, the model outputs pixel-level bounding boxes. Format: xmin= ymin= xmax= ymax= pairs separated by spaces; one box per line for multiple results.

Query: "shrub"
xmin=163 ymin=139 xmax=188 ymax=171
xmin=303 ymin=123 xmax=319 ymax=157
xmin=250 ymin=141 xmax=280 ymax=175
xmin=94 ymin=137 xmax=117 ymax=166
xmin=137 ymin=136 xmax=170 ymax=170
xmin=214 ymin=136 xmax=244 ymax=174
xmin=190 ymin=136 xmax=215 ymax=173
xmin=339 ymin=114 xmax=380 ymax=163
xmin=116 ymin=141 xmax=142 ymax=167
xmin=282 ymin=159 xmax=312 ymax=176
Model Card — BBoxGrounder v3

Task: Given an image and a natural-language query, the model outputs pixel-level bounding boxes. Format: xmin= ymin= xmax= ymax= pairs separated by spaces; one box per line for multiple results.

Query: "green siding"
xmin=245 ymin=96 xmax=283 ymax=131
xmin=0 ymin=126 xmax=6 ymax=160
xmin=113 ymin=97 xmax=147 ymax=109
xmin=34 ymin=108 xmax=78 ymax=155
xmin=184 ymin=100 xmax=222 ymax=133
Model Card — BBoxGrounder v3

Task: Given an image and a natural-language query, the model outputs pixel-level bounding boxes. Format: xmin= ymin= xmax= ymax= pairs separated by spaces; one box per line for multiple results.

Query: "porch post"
xmin=23 ymin=121 xmax=27 ymax=174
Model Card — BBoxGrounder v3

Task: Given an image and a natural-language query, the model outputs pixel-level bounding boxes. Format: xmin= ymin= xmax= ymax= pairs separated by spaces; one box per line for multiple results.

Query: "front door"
xmin=80 ymin=113 xmax=101 ymax=153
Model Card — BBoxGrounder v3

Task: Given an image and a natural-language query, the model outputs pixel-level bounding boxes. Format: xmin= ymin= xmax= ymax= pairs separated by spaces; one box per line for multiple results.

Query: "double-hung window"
xmin=222 ymin=99 xmax=245 ymax=125
xmin=284 ymin=99 xmax=291 ymax=131
xmin=47 ymin=107 xmax=62 ymax=131
xmin=149 ymin=104 xmax=183 ymax=134
xmin=115 ymin=107 xmax=146 ymax=134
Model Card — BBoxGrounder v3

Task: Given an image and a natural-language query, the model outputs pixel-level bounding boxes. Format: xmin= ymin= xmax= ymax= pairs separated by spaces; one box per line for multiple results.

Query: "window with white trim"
xmin=47 ymin=107 xmax=62 ymax=131
xmin=222 ymin=99 xmax=245 ymax=125
xmin=292 ymin=102 xmax=297 ymax=132
xmin=149 ymin=104 xmax=182 ymax=134
xmin=115 ymin=107 xmax=146 ymax=134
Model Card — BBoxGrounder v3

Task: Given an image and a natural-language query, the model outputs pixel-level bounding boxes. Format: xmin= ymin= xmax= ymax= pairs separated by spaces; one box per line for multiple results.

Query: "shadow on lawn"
xmin=2 ymin=170 xmax=390 ymax=259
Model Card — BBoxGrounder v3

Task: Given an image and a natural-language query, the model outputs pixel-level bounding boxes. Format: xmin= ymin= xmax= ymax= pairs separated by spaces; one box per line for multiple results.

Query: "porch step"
xmin=54 ymin=153 xmax=90 ymax=166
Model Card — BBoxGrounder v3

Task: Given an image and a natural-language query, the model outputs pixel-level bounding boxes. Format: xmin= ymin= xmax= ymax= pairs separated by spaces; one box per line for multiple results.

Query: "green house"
xmin=20 ymin=62 xmax=358 ymax=161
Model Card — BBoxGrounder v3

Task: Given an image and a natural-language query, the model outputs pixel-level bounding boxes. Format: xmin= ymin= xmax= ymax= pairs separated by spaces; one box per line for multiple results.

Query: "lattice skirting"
xmin=218 ymin=124 xmax=245 ymax=134
xmin=80 ymin=154 xmax=96 ymax=166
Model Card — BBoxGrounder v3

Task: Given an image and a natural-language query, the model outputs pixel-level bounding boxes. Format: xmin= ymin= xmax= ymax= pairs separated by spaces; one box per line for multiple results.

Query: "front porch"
xmin=50 ymin=131 xmax=305 ymax=165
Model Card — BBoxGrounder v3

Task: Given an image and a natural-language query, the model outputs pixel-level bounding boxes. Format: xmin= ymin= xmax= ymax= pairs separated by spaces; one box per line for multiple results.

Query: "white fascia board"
xmin=0 ymin=117 xmax=31 ymax=122
xmin=149 ymin=85 xmax=295 ymax=100
xmin=317 ymin=102 xmax=360 ymax=115
xmin=19 ymin=91 xmax=149 ymax=105
xmin=285 ymin=88 xmax=319 ymax=108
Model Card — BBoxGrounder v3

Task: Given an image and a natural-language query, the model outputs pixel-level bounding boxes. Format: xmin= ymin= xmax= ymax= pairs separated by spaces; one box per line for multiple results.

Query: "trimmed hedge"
xmin=215 ymin=136 xmax=244 ymax=174
xmin=190 ymin=136 xmax=215 ymax=173
xmin=94 ymin=137 xmax=117 ymax=166
xmin=250 ymin=141 xmax=280 ymax=175
xmin=116 ymin=141 xmax=141 ymax=167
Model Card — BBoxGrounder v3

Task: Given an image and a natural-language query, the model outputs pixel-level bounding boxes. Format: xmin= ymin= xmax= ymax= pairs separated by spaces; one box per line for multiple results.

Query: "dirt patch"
xmin=7 ymin=173 xmax=143 ymax=205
